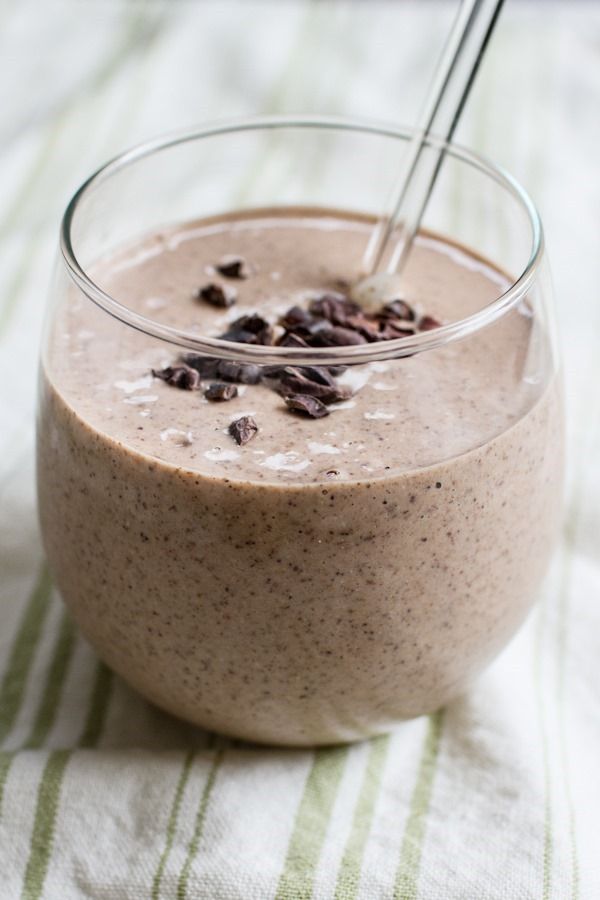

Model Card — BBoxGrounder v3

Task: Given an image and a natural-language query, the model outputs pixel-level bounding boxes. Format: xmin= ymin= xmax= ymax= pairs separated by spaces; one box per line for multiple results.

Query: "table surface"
xmin=1 ymin=2 xmax=599 ymax=898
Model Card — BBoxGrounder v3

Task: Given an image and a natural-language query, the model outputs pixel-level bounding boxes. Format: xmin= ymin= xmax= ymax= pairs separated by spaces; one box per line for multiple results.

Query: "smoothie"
xmin=37 ymin=208 xmax=562 ymax=745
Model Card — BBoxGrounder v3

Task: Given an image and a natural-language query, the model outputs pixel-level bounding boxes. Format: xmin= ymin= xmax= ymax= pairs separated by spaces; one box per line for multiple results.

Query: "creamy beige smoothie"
xmin=37 ymin=208 xmax=563 ymax=745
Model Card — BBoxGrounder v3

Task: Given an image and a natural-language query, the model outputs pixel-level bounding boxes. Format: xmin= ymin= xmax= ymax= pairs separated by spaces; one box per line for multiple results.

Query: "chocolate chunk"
xmin=216 ymin=360 xmax=262 ymax=384
xmin=284 ymin=393 xmax=330 ymax=418
xmin=152 ymin=365 xmax=201 ymax=390
xmin=381 ymin=299 xmax=416 ymax=321
xmin=419 ymin=315 xmax=442 ymax=331
xmin=181 ymin=354 xmax=219 ymax=378
xmin=204 ymin=382 xmax=238 ymax=402
xmin=196 ymin=282 xmax=237 ymax=308
xmin=215 ymin=256 xmax=250 ymax=279
xmin=229 ymin=415 xmax=258 ymax=445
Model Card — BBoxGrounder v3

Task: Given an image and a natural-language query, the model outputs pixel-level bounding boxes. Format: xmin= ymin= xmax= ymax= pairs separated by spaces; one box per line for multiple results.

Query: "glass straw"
xmin=359 ymin=0 xmax=505 ymax=281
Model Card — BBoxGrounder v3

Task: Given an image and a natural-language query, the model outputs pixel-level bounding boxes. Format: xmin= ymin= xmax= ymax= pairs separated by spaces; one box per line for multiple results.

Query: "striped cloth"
xmin=1 ymin=1 xmax=599 ymax=897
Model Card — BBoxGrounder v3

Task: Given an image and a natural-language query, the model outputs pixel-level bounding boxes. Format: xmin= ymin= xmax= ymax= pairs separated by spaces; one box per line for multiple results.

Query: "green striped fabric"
xmin=1 ymin=1 xmax=599 ymax=897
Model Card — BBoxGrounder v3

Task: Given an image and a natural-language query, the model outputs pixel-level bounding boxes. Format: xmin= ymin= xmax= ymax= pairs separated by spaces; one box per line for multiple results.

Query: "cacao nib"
xmin=381 ymin=299 xmax=416 ymax=321
xmin=278 ymin=367 xmax=352 ymax=404
xmin=378 ymin=321 xmax=417 ymax=341
xmin=219 ymin=328 xmax=254 ymax=344
xmin=293 ymin=318 xmax=333 ymax=341
xmin=204 ymin=382 xmax=238 ymax=402
xmin=152 ymin=365 xmax=200 ymax=390
xmin=181 ymin=354 xmax=219 ymax=378
xmin=216 ymin=360 xmax=262 ymax=385
xmin=220 ymin=313 xmax=273 ymax=346
xmin=310 ymin=325 xmax=367 ymax=347
xmin=215 ymin=256 xmax=250 ymax=279
xmin=295 ymin=365 xmax=336 ymax=387
xmin=284 ymin=393 xmax=330 ymax=418
xmin=195 ymin=282 xmax=237 ymax=309
xmin=254 ymin=327 xmax=275 ymax=347
xmin=277 ymin=332 xmax=309 ymax=348
xmin=419 ymin=315 xmax=442 ymax=331
xmin=344 ymin=315 xmax=382 ymax=342
xmin=260 ymin=366 xmax=286 ymax=380
xmin=231 ymin=314 xmax=270 ymax=335
xmin=168 ymin=280 xmax=443 ymax=438
xmin=309 ymin=293 xmax=362 ymax=325
xmin=229 ymin=415 xmax=258 ymax=445
xmin=278 ymin=305 xmax=314 ymax=330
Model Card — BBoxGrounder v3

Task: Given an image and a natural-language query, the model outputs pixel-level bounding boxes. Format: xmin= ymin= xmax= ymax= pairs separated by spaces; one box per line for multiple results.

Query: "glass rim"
xmin=59 ymin=113 xmax=544 ymax=366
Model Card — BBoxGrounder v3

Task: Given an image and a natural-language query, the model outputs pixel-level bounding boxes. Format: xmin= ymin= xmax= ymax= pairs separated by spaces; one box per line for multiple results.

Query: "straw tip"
xmin=350 ymin=272 xmax=407 ymax=312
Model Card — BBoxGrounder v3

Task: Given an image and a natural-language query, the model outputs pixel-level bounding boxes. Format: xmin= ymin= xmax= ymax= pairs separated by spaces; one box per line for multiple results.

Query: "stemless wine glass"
xmin=37 ymin=116 xmax=563 ymax=746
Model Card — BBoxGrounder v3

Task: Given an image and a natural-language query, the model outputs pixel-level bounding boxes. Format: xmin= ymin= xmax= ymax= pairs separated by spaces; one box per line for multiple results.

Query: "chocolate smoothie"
xmin=37 ymin=209 xmax=563 ymax=745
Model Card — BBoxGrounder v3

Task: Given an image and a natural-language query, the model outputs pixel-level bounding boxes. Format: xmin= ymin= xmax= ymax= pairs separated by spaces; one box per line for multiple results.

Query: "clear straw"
xmin=360 ymin=0 xmax=505 ymax=279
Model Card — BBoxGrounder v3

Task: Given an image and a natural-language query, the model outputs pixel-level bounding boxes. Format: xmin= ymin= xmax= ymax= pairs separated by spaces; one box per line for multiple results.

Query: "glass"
xmin=37 ymin=116 xmax=563 ymax=746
